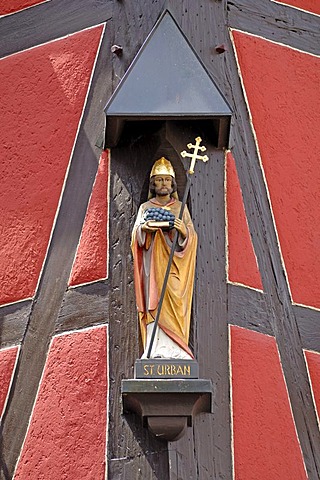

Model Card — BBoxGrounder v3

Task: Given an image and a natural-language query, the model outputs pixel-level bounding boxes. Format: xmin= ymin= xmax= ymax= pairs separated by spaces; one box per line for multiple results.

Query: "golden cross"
xmin=180 ymin=136 xmax=209 ymax=174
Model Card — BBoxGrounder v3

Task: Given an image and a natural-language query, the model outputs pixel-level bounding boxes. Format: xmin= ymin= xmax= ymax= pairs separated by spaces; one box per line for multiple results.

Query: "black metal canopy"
xmin=104 ymin=10 xmax=232 ymax=147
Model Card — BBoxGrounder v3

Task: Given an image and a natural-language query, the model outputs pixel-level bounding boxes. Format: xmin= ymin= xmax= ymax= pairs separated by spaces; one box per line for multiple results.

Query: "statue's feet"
xmin=141 ymin=347 xmax=192 ymax=360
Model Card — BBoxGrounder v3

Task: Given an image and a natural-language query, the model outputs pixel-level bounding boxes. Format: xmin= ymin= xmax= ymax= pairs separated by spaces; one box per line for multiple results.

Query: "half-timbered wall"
xmin=0 ymin=1 xmax=319 ymax=479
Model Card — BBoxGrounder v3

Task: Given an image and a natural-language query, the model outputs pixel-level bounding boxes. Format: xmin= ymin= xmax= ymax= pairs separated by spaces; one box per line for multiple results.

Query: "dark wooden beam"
xmin=0 ymin=0 xmax=112 ymax=59
xmin=0 ymin=301 xmax=30 ymax=348
xmin=228 ymin=284 xmax=320 ymax=353
xmin=106 ymin=3 xmax=174 ymax=477
xmin=164 ymin=121 xmax=232 ymax=479
xmin=227 ymin=0 xmax=320 ymax=56
xmin=161 ymin=2 xmax=234 ymax=477
xmin=2 ymin=283 xmax=319 ymax=355
xmin=294 ymin=305 xmax=320 ymax=353
xmin=55 ymin=283 xmax=110 ymax=335
xmin=227 ymin=284 xmax=272 ymax=336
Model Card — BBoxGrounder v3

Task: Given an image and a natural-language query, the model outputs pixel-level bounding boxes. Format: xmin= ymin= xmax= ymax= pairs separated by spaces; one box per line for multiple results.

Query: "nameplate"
xmin=135 ymin=359 xmax=199 ymax=379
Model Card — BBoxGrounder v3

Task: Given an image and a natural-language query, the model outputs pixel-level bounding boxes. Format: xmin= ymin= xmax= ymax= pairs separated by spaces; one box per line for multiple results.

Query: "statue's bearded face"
xmin=149 ymin=175 xmax=177 ymax=198
xmin=154 ymin=175 xmax=173 ymax=196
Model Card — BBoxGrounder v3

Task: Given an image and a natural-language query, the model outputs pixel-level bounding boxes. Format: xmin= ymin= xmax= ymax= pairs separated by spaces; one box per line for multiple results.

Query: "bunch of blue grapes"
xmin=144 ymin=207 xmax=175 ymax=228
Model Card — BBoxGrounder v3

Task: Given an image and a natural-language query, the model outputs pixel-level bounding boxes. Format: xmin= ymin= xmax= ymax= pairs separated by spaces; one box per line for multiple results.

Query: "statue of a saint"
xmin=131 ymin=157 xmax=197 ymax=359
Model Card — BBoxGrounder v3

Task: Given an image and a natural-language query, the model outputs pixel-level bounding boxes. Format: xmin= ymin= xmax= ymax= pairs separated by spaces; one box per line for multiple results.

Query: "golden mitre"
xmin=150 ymin=157 xmax=175 ymax=178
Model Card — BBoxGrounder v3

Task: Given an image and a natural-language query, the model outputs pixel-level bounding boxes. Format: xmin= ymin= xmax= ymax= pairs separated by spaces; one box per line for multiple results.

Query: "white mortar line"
xmin=271 ymin=0 xmax=320 ymax=17
xmin=68 ymin=149 xmax=111 ymax=287
xmin=0 ymin=0 xmax=50 ymax=19
xmin=229 ymin=28 xmax=295 ymax=305
xmin=228 ymin=325 xmax=235 ymax=480
xmin=225 ymin=150 xmax=264 ymax=293
xmin=303 ymin=349 xmax=320 ymax=429
xmin=274 ymin=341 xmax=309 ymax=478
xmin=104 ymin=324 xmax=109 ymax=480
xmin=12 ymin=323 xmax=109 ymax=478
xmin=0 ymin=20 xmax=106 ymax=61
xmin=0 ymin=345 xmax=20 ymax=418
xmin=32 ymin=23 xmax=106 ymax=300
xmin=224 ymin=150 xmax=230 ymax=285
xmin=106 ymin=150 xmax=111 ymax=280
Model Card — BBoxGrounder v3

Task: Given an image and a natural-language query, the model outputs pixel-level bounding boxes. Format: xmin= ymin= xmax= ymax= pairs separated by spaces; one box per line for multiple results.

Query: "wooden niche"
xmin=105 ymin=9 xmax=232 ymax=442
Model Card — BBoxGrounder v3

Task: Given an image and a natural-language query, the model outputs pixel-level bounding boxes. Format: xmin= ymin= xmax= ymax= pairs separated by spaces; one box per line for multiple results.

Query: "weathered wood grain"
xmin=227 ymin=0 xmax=320 ymax=56
xmin=109 ymin=448 xmax=170 ymax=480
xmin=0 ymin=301 xmax=30 ymax=349
xmin=164 ymin=1 xmax=234 ymax=476
xmin=228 ymin=284 xmax=272 ymax=336
xmin=166 ymin=121 xmax=232 ymax=479
xmin=107 ymin=3 xmax=176 ymax=477
xmin=55 ymin=283 xmax=320 ymax=353
xmin=55 ymin=283 xmax=110 ymax=334
xmin=295 ymin=305 xmax=320 ymax=353
xmin=0 ymin=0 xmax=112 ymax=59
xmin=228 ymin=284 xmax=320 ymax=354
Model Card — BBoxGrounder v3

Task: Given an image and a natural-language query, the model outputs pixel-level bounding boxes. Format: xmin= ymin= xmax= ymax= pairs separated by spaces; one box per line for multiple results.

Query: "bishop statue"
xmin=131 ymin=157 xmax=197 ymax=359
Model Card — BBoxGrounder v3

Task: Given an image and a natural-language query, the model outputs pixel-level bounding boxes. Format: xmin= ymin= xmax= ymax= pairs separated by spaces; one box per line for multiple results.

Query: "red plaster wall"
xmin=0 ymin=346 xmax=18 ymax=416
xmin=232 ymin=31 xmax=320 ymax=309
xmin=230 ymin=325 xmax=307 ymax=479
xmin=69 ymin=150 xmax=109 ymax=287
xmin=226 ymin=152 xmax=263 ymax=290
xmin=0 ymin=0 xmax=45 ymax=16
xmin=274 ymin=0 xmax=320 ymax=15
xmin=0 ymin=25 xmax=103 ymax=306
xmin=305 ymin=350 xmax=320 ymax=421
xmin=14 ymin=326 xmax=108 ymax=480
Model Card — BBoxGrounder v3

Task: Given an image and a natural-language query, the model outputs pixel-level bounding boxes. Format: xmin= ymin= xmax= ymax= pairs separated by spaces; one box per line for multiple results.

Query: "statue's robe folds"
xmin=131 ymin=197 xmax=197 ymax=358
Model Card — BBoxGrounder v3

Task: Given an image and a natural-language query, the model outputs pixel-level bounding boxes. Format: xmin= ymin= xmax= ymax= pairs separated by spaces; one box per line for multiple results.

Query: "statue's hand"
xmin=174 ymin=218 xmax=187 ymax=239
xmin=141 ymin=221 xmax=159 ymax=233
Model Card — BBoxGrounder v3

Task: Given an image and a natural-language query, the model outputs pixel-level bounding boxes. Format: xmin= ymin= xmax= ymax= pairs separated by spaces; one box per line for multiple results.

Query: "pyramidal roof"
xmin=105 ymin=11 xmax=232 ymax=118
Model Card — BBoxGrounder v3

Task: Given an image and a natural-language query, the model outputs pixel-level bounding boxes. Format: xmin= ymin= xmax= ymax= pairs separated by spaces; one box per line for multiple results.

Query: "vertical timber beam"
xmin=166 ymin=1 xmax=234 ymax=478
xmin=107 ymin=2 xmax=172 ymax=478
xmin=167 ymin=123 xmax=232 ymax=479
